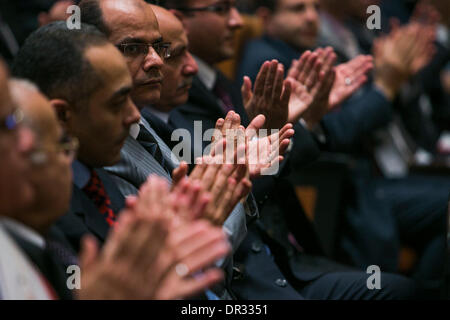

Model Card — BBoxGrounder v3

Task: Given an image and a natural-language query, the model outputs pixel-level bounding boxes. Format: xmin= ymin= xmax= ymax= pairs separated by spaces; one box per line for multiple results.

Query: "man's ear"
xmin=49 ymin=99 xmax=71 ymax=127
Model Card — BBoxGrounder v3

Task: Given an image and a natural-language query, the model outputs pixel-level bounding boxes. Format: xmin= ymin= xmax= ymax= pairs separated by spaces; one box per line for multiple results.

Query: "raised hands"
xmin=242 ymin=60 xmax=291 ymax=130
xmin=78 ymin=175 xmax=230 ymax=300
xmin=373 ymin=19 xmax=436 ymax=100
xmin=329 ymin=54 xmax=373 ymax=108
xmin=286 ymin=47 xmax=336 ymax=128
xmin=213 ymin=110 xmax=294 ymax=178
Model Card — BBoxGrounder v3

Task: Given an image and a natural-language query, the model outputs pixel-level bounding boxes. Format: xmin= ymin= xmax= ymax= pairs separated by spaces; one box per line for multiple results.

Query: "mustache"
xmin=177 ymin=77 xmax=193 ymax=90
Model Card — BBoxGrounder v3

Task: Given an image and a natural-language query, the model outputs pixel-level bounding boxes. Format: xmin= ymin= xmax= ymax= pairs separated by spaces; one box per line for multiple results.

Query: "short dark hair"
xmin=12 ymin=21 xmax=109 ymax=109
xmin=159 ymin=0 xmax=189 ymax=9
xmin=79 ymin=0 xmax=111 ymax=36
xmin=259 ymin=0 xmax=277 ymax=11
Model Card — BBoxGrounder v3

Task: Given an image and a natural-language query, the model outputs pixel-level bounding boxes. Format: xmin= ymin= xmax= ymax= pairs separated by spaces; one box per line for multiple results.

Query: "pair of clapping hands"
xmin=242 ymin=47 xmax=373 ymax=130
xmin=75 ymin=111 xmax=294 ymax=300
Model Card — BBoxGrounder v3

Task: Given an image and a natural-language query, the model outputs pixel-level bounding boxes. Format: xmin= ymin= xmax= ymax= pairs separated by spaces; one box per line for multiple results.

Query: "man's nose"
xmin=142 ymin=47 xmax=164 ymax=72
xmin=183 ymin=52 xmax=199 ymax=76
xmin=17 ymin=126 xmax=36 ymax=155
xmin=124 ymin=99 xmax=141 ymax=127
xmin=228 ymin=7 xmax=243 ymax=29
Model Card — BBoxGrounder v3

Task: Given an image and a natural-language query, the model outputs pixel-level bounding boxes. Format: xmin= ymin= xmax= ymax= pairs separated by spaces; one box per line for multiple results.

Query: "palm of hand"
xmin=287 ymin=78 xmax=313 ymax=122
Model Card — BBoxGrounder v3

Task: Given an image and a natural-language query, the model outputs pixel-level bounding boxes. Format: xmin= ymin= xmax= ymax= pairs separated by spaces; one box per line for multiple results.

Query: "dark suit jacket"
xmin=169 ymin=69 xmax=351 ymax=299
xmin=237 ymin=34 xmax=393 ymax=153
xmin=56 ymin=168 xmax=125 ymax=253
xmin=6 ymin=226 xmax=74 ymax=300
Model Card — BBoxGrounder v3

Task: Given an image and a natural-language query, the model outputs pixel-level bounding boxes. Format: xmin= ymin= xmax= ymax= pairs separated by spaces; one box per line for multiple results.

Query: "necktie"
xmin=83 ymin=170 xmax=117 ymax=227
xmin=213 ymin=78 xmax=235 ymax=113
xmin=137 ymin=124 xmax=172 ymax=175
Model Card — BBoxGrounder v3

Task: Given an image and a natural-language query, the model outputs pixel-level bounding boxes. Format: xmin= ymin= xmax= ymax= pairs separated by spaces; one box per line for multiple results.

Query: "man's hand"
xmin=373 ymin=20 xmax=435 ymax=100
xmin=290 ymin=47 xmax=336 ymax=129
xmin=242 ymin=60 xmax=291 ymax=130
xmin=329 ymin=55 xmax=373 ymax=108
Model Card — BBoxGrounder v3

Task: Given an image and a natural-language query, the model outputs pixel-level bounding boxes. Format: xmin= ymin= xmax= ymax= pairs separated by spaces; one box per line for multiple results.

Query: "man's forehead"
xmin=102 ymin=0 xmax=161 ymax=43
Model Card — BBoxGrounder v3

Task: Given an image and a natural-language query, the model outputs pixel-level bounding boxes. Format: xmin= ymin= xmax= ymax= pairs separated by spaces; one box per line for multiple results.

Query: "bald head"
xmin=10 ymin=80 xmax=59 ymax=142
xmin=80 ymin=0 xmax=165 ymax=107
xmin=151 ymin=5 xmax=184 ymax=42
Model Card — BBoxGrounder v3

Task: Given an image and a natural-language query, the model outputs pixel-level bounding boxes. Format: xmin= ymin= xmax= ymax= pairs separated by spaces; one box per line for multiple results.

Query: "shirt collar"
xmin=144 ymin=106 xmax=170 ymax=124
xmin=0 ymin=218 xmax=45 ymax=249
xmin=72 ymin=160 xmax=91 ymax=189
xmin=194 ymin=55 xmax=217 ymax=90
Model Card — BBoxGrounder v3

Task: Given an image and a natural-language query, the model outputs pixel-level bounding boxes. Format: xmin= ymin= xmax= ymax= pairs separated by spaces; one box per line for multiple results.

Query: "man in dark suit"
xmin=152 ymin=1 xmax=417 ymax=299
xmin=10 ymin=23 xmax=233 ymax=300
xmin=237 ymin=0 xmax=449 ymax=297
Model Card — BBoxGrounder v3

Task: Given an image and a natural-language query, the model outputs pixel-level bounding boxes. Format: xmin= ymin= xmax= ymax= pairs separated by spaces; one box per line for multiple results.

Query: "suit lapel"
xmin=95 ymin=168 xmax=125 ymax=217
xmin=70 ymin=184 xmax=110 ymax=242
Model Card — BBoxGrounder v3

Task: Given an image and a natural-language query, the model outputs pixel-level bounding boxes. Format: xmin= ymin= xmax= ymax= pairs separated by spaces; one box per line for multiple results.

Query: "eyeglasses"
xmin=176 ymin=1 xmax=236 ymax=15
xmin=116 ymin=41 xmax=172 ymax=60
xmin=30 ymin=133 xmax=79 ymax=166
xmin=0 ymin=107 xmax=24 ymax=132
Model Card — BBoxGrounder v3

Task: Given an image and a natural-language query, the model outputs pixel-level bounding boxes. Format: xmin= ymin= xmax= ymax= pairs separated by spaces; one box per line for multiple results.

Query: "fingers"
xmin=79 ymin=235 xmax=99 ymax=270
xmin=280 ymin=79 xmax=292 ymax=116
xmin=172 ymin=162 xmax=189 ymax=187
xmin=272 ymin=63 xmax=285 ymax=104
xmin=241 ymin=76 xmax=253 ymax=106
xmin=246 ymin=114 xmax=266 ymax=133
xmin=298 ymin=52 xmax=318 ymax=84
xmin=264 ymin=60 xmax=279 ymax=101
xmin=291 ymin=50 xmax=311 ymax=81
xmin=253 ymin=61 xmax=269 ymax=98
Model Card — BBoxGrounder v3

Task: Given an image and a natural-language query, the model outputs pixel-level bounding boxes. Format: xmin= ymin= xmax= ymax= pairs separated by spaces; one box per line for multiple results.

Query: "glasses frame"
xmin=116 ymin=41 xmax=172 ymax=60
xmin=0 ymin=107 xmax=24 ymax=132
xmin=30 ymin=133 xmax=79 ymax=166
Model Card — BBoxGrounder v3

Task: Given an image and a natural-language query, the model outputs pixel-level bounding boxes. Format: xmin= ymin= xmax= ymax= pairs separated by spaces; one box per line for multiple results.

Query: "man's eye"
xmin=124 ymin=45 xmax=141 ymax=55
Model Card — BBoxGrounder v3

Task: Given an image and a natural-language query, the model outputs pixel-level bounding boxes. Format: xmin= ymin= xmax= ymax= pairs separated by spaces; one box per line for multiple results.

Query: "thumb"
xmin=79 ymin=235 xmax=99 ymax=270
xmin=247 ymin=114 xmax=266 ymax=133
xmin=172 ymin=162 xmax=188 ymax=187
xmin=241 ymin=76 xmax=253 ymax=106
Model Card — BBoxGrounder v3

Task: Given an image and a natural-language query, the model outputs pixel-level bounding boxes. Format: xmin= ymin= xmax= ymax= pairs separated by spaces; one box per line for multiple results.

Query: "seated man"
xmin=237 ymin=0 xmax=448 ymax=297
xmin=0 ymin=60 xmax=49 ymax=299
xmin=78 ymin=0 xmax=288 ymax=299
xmin=134 ymin=3 xmax=417 ymax=300
xmin=11 ymin=23 xmax=231 ymax=300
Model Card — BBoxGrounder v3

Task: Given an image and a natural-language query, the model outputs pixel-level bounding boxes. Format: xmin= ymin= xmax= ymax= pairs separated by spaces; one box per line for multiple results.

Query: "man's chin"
xmin=132 ymin=91 xmax=162 ymax=109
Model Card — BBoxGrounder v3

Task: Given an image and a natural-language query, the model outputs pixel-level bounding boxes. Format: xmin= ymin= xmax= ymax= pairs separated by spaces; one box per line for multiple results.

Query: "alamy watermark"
xmin=366 ymin=265 xmax=381 ymax=290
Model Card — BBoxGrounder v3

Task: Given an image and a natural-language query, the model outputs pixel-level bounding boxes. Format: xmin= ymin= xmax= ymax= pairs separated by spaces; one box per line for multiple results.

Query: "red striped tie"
xmin=82 ymin=170 xmax=117 ymax=227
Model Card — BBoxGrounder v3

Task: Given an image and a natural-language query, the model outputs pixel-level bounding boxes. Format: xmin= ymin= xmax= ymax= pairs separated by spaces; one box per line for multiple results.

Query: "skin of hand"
xmin=214 ymin=111 xmax=294 ymax=179
xmin=77 ymin=210 xmax=170 ymax=300
xmin=329 ymin=54 xmax=373 ymax=108
xmin=373 ymin=20 xmax=436 ymax=100
xmin=241 ymin=60 xmax=292 ymax=130
xmin=153 ymin=219 xmax=230 ymax=300
xmin=145 ymin=177 xmax=231 ymax=300
xmin=288 ymin=47 xmax=337 ymax=129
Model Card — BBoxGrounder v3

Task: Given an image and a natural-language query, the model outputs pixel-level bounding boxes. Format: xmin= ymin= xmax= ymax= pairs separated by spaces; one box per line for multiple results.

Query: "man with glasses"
xmin=9 ymin=24 xmax=232 ymax=300
xmin=157 ymin=0 xmax=419 ymax=299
